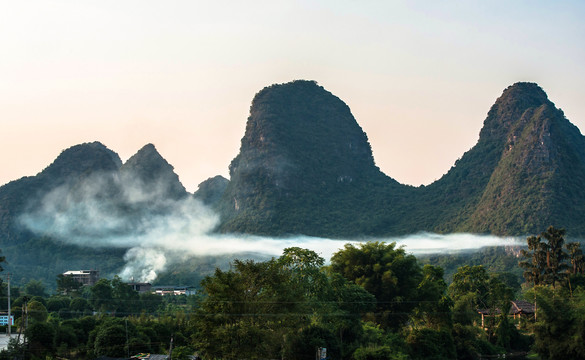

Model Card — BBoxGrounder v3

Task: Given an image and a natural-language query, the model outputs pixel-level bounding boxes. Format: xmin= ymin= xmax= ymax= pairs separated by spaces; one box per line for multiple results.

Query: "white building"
xmin=63 ymin=270 xmax=100 ymax=286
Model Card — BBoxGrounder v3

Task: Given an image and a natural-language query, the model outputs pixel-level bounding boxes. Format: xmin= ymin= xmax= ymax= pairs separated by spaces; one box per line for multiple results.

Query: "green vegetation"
xmin=10 ymin=227 xmax=585 ymax=359
xmin=3 ymin=81 xmax=585 ymax=284
xmin=216 ymin=81 xmax=585 ymax=238
xmin=2 ymin=80 xmax=585 ymax=358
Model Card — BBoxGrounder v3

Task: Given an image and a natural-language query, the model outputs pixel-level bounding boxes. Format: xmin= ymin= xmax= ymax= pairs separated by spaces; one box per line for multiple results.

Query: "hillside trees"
xmin=56 ymin=273 xmax=82 ymax=295
xmin=532 ymin=286 xmax=585 ymax=359
xmin=446 ymin=264 xmax=527 ymax=358
xmin=89 ymin=276 xmax=139 ymax=315
xmin=411 ymin=264 xmax=452 ymax=330
xmin=193 ymin=249 xmax=378 ymax=360
xmin=0 ymin=241 xmax=555 ymax=359
xmin=194 ymin=258 xmax=301 ymax=359
xmin=330 ymin=242 xmax=422 ymax=330
xmin=519 ymin=226 xmax=574 ymax=289
xmin=566 ymin=241 xmax=585 ymax=275
xmin=516 ymin=227 xmax=585 ymax=358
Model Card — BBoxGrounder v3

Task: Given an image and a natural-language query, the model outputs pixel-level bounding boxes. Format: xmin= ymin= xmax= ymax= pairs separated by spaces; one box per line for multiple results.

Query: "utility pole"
xmin=125 ymin=319 xmax=130 ymax=358
xmin=7 ymin=273 xmax=11 ymax=337
xmin=168 ymin=335 xmax=173 ymax=360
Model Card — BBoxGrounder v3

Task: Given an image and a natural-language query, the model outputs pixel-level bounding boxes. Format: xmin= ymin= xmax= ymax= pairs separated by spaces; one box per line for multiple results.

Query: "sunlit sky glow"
xmin=2 ymin=1 xmax=584 ymax=192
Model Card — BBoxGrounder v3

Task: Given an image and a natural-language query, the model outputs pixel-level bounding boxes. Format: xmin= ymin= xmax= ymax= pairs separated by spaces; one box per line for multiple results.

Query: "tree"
xmin=111 ymin=276 xmax=139 ymax=316
xmin=330 ymin=241 xmax=422 ymax=330
xmin=46 ymin=296 xmax=71 ymax=318
xmin=485 ymin=276 xmax=514 ymax=344
xmin=406 ymin=328 xmax=456 ymax=360
xmin=449 ymin=265 xmax=490 ymax=329
xmin=93 ymin=323 xmax=128 ymax=357
xmin=566 ymin=242 xmax=584 ymax=275
xmin=310 ymin=272 xmax=376 ymax=359
xmin=23 ymin=279 xmax=47 ymax=297
xmin=278 ymin=246 xmax=326 ymax=298
xmin=519 ymin=235 xmax=546 ymax=286
xmin=56 ymin=273 xmax=82 ymax=295
xmin=412 ymin=265 xmax=452 ymax=330
xmin=531 ymin=286 xmax=585 ymax=359
xmin=194 ymin=258 xmax=300 ymax=359
xmin=520 ymin=226 xmax=569 ymax=289
xmin=541 ymin=226 xmax=569 ymax=288
xmin=449 ymin=265 xmax=489 ymax=309
xmin=27 ymin=299 xmax=49 ymax=323
xmin=70 ymin=297 xmax=91 ymax=313
xmin=25 ymin=322 xmax=55 ymax=358
xmin=138 ymin=291 xmax=163 ymax=314
xmin=90 ymin=278 xmax=114 ymax=313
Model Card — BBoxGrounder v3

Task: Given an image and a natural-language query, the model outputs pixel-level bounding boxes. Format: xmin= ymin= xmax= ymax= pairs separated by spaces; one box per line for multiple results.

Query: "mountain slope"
xmin=420 ymin=82 xmax=585 ymax=235
xmin=218 ymin=80 xmax=411 ymax=237
xmin=0 ymin=142 xmax=192 ymax=286
xmin=120 ymin=143 xmax=188 ymax=201
xmin=0 ymin=142 xmax=123 ymax=244
xmin=461 ymin=94 xmax=585 ymax=234
xmin=216 ymin=81 xmax=585 ymax=237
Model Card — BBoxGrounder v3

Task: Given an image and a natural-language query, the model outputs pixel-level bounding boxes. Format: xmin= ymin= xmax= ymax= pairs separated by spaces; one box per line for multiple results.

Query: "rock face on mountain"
xmin=120 ymin=143 xmax=187 ymax=200
xmin=217 ymin=80 xmax=407 ymax=236
xmin=0 ymin=142 xmax=123 ymax=243
xmin=216 ymin=80 xmax=585 ymax=237
xmin=0 ymin=141 xmax=190 ymax=285
xmin=194 ymin=175 xmax=229 ymax=206
xmin=407 ymin=82 xmax=585 ymax=236
xmin=458 ymin=83 xmax=585 ymax=234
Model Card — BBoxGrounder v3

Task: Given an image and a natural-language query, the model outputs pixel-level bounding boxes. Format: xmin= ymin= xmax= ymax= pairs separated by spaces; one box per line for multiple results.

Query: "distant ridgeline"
xmin=1 ymin=80 xmax=585 ymax=285
xmin=216 ymin=80 xmax=585 ymax=237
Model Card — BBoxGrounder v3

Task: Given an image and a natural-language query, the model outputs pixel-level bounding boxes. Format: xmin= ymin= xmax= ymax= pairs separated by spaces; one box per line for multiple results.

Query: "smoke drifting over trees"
xmin=18 ymin=170 xmax=521 ymax=282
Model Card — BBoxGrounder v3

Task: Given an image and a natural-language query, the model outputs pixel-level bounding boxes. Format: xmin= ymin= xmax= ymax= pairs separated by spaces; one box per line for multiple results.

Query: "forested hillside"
xmin=217 ymin=80 xmax=585 ymax=237
xmin=4 ymin=228 xmax=585 ymax=359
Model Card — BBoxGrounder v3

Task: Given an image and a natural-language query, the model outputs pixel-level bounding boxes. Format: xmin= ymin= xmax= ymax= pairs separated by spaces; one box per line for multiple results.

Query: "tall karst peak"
xmin=120 ymin=143 xmax=187 ymax=199
xmin=416 ymin=81 xmax=585 ymax=236
xmin=219 ymin=80 xmax=403 ymax=237
xmin=123 ymin=143 xmax=168 ymax=174
xmin=460 ymin=83 xmax=585 ymax=235
xmin=234 ymin=80 xmax=381 ymax=185
xmin=480 ymin=82 xmax=552 ymax=141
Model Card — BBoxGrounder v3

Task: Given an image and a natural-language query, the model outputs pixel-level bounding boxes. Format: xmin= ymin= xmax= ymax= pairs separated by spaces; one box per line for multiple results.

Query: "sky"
xmin=2 ymin=1 xmax=584 ymax=192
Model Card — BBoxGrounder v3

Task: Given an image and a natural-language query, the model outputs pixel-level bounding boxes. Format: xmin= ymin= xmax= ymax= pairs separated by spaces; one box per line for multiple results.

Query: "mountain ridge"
xmin=217 ymin=80 xmax=585 ymax=237
xmin=2 ymin=80 xmax=585 ymax=286
xmin=2 ymin=81 xmax=584 ymax=238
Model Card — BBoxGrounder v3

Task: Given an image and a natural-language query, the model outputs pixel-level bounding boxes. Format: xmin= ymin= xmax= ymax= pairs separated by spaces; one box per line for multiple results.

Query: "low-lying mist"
xmin=19 ymin=173 xmax=523 ymax=283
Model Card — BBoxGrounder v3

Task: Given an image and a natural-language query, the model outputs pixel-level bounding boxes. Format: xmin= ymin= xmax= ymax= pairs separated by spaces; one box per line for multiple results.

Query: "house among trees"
xmin=509 ymin=300 xmax=536 ymax=319
xmin=62 ymin=269 xmax=100 ymax=286
xmin=128 ymin=282 xmax=152 ymax=293
xmin=478 ymin=300 xmax=536 ymax=328
xmin=151 ymin=285 xmax=196 ymax=296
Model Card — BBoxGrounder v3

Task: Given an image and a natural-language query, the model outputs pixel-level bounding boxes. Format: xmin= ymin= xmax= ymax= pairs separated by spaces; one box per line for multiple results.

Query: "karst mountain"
xmin=1 ymin=79 xmax=585 ymax=285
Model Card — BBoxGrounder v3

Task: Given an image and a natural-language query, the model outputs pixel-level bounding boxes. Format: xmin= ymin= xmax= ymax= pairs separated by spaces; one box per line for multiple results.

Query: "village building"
xmin=62 ymin=270 xmax=100 ymax=286
xmin=478 ymin=300 xmax=536 ymax=328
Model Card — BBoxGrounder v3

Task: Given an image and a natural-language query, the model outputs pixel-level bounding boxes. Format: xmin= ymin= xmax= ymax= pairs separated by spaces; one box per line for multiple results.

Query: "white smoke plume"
xmin=19 ymin=173 xmax=524 ymax=282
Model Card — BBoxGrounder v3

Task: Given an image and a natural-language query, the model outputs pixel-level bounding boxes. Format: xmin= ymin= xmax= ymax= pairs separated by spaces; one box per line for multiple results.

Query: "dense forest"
xmin=2 ymin=226 xmax=584 ymax=360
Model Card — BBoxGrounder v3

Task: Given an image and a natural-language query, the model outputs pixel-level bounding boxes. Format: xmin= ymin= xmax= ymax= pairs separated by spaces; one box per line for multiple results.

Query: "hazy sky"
xmin=2 ymin=1 xmax=584 ymax=192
